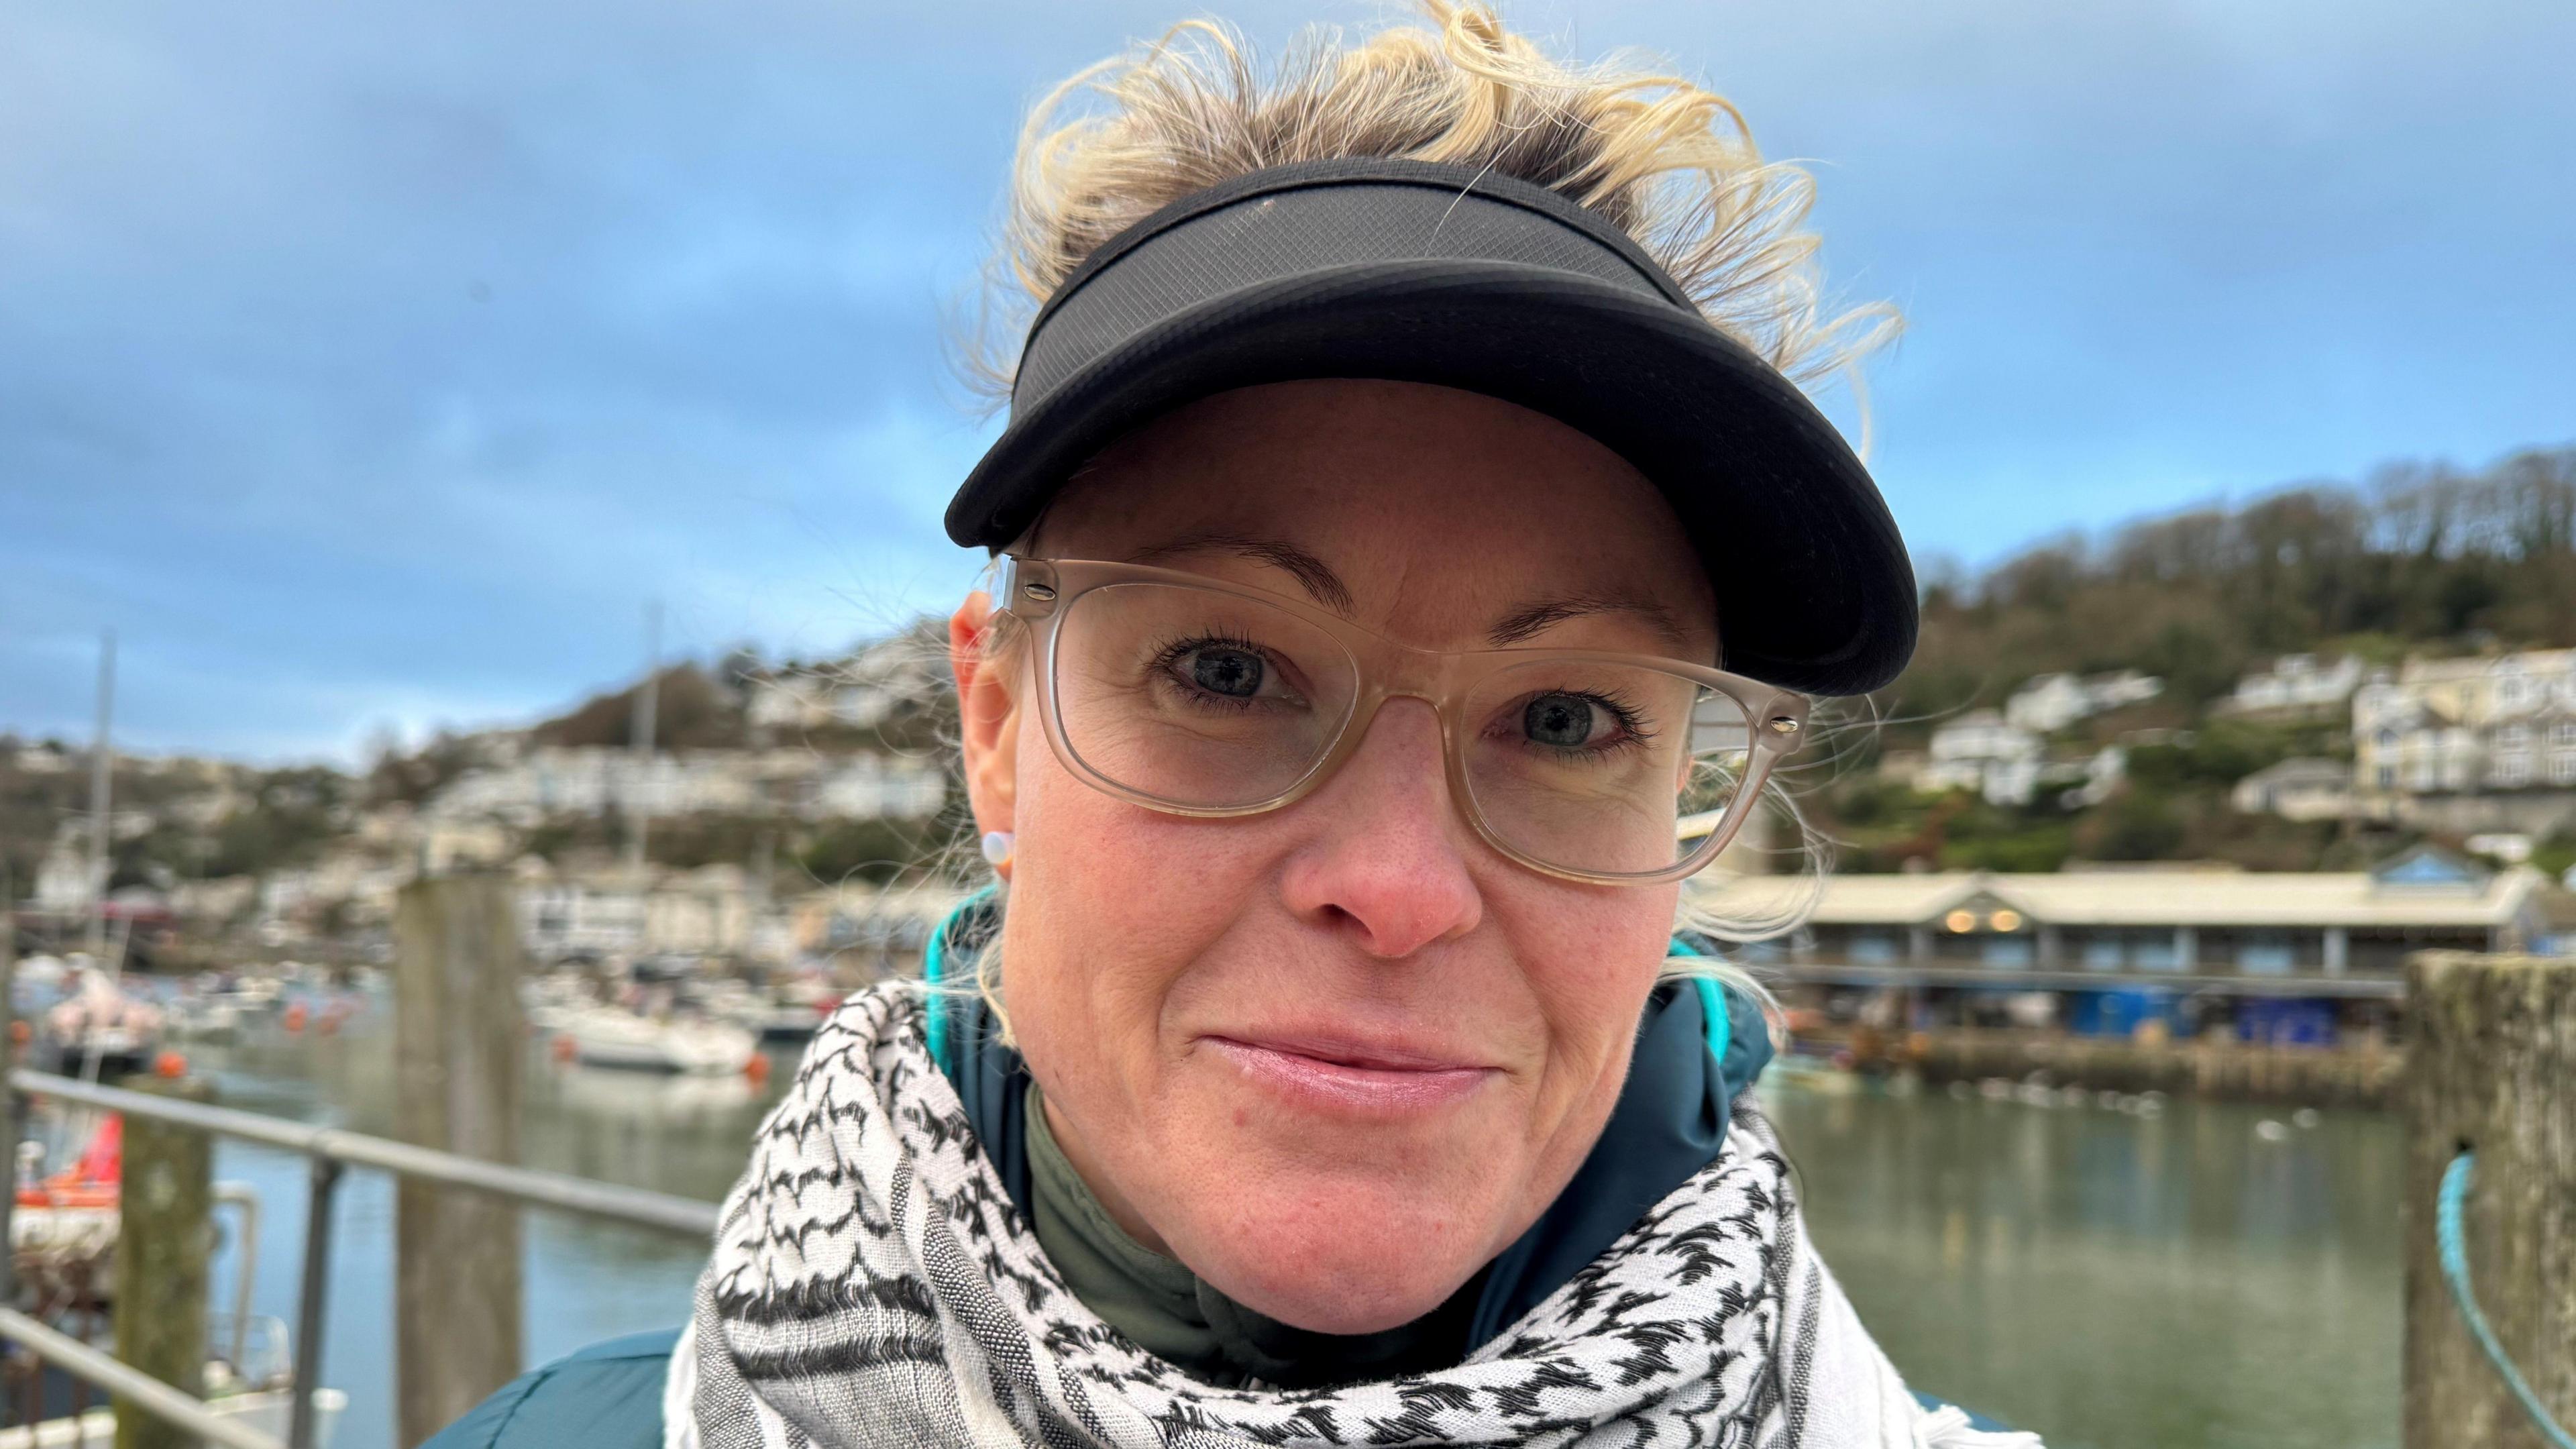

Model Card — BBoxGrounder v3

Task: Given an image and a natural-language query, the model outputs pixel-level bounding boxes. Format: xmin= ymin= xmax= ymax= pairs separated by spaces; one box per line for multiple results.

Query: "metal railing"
xmin=0 ymin=1068 xmax=720 ymax=1449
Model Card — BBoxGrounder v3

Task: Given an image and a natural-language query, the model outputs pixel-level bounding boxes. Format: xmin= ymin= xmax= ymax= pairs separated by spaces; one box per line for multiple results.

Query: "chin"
xmin=1165 ymin=1159 xmax=1506 ymax=1336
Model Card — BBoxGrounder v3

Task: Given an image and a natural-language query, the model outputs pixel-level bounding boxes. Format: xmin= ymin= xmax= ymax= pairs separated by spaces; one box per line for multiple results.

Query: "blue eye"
xmin=1523 ymin=693 xmax=1604 ymax=747
xmin=1189 ymin=647 xmax=1265 ymax=698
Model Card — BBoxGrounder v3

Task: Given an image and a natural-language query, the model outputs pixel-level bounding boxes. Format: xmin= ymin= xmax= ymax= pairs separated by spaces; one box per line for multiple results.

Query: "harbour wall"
xmin=1892 ymin=1028 xmax=2404 ymax=1109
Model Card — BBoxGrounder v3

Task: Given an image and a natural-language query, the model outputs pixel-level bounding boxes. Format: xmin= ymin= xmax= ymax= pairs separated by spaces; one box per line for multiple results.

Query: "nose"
xmin=1277 ymin=698 xmax=1484 ymax=959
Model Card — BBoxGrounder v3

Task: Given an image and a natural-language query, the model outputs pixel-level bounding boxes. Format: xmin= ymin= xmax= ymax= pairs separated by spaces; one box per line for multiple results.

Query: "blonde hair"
xmin=969 ymin=1 xmax=1897 ymax=403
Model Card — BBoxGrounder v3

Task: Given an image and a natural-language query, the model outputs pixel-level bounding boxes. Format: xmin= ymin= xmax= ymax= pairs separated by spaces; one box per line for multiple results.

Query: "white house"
xmin=2225 ymin=654 xmax=2365 ymax=716
xmin=746 ymin=639 xmax=943 ymax=734
xmin=515 ymin=861 xmax=761 ymax=960
xmin=2353 ymin=650 xmax=2576 ymax=796
xmin=426 ymin=747 xmax=945 ymax=827
xmin=2004 ymin=671 xmax=2165 ymax=735
xmin=1921 ymin=711 xmax=2045 ymax=806
xmin=2231 ymin=758 xmax=2357 ymax=821
xmin=32 ymin=834 xmax=95 ymax=914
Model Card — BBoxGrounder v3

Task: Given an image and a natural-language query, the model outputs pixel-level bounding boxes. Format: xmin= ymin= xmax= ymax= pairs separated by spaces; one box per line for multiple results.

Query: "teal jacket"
xmin=426 ymin=1330 xmax=676 ymax=1448
xmin=428 ymin=961 xmax=1774 ymax=1448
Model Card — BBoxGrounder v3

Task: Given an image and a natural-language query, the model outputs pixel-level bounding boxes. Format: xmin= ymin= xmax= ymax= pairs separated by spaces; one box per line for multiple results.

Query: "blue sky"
xmin=4 ymin=0 xmax=2570 ymax=761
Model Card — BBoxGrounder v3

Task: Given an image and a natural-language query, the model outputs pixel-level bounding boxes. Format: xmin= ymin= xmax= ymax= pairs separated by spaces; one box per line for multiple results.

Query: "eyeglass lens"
xmin=1050 ymin=580 xmax=1753 ymax=877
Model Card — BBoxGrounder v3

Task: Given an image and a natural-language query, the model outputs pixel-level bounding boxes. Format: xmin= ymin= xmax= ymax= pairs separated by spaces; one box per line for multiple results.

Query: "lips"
xmin=1201 ymin=1032 xmax=1499 ymax=1115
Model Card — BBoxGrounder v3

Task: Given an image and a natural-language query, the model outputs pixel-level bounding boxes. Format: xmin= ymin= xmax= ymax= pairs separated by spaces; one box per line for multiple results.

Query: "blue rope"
xmin=2439 ymin=1150 xmax=2576 ymax=1449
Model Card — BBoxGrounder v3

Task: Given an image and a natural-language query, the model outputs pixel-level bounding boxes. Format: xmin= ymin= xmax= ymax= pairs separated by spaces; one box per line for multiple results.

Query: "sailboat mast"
xmin=86 ymin=630 xmax=115 ymax=961
xmin=627 ymin=602 xmax=661 ymax=888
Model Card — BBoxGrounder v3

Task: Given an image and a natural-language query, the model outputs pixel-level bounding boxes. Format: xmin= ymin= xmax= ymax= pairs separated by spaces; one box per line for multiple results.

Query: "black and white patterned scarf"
xmin=667 ymin=982 xmax=2036 ymax=1448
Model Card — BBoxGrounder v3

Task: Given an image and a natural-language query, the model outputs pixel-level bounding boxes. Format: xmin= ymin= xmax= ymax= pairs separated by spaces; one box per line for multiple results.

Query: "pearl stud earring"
xmin=979 ymin=831 xmax=1015 ymax=867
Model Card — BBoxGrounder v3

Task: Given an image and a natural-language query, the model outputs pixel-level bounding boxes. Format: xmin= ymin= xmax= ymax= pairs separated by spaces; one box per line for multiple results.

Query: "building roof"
xmin=1689 ymin=857 xmax=2544 ymax=930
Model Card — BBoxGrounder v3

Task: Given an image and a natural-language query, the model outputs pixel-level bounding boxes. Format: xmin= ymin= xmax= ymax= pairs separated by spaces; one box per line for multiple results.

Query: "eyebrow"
xmin=1487 ymin=592 xmax=1695 ymax=652
xmin=1127 ymin=531 xmax=1357 ymax=613
xmin=1124 ymin=532 xmax=1697 ymax=653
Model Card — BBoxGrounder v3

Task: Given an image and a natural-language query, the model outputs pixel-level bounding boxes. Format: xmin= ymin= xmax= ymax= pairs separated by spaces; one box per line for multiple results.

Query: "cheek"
xmin=1503 ymin=879 xmax=1681 ymax=1083
xmin=999 ymin=733 xmax=1271 ymax=1093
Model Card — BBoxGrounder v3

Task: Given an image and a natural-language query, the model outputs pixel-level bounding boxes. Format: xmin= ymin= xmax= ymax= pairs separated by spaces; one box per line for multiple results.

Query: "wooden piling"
xmin=393 ymin=875 xmax=526 ymax=1446
xmin=2404 ymin=951 xmax=2576 ymax=1449
xmin=113 ymin=1077 xmax=213 ymax=1449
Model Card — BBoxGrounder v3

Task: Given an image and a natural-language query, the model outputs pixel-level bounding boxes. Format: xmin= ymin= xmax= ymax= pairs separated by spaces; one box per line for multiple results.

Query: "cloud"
xmin=3 ymin=0 xmax=2570 ymax=758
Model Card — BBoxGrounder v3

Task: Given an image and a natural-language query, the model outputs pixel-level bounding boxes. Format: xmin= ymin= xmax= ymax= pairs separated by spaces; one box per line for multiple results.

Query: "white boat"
xmin=560 ymin=1007 xmax=759 ymax=1075
xmin=42 ymin=969 xmax=164 ymax=1077
xmin=520 ymin=973 xmax=596 ymax=1033
xmin=11 ymin=954 xmax=68 ymax=994
xmin=168 ymin=997 xmax=242 ymax=1042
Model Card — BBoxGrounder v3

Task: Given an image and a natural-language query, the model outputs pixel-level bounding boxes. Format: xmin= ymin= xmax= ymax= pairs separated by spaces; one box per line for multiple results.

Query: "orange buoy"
xmin=7 ymin=1020 xmax=28 ymax=1046
xmin=153 ymin=1051 xmax=188 ymax=1079
xmin=743 ymin=1053 xmax=771 ymax=1085
xmin=283 ymin=1002 xmax=310 ymax=1032
xmin=551 ymin=1034 xmax=577 ymax=1063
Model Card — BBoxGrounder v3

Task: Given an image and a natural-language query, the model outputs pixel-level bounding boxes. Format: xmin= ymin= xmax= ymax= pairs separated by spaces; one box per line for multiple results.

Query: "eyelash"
xmin=1147 ymin=631 xmax=1285 ymax=708
xmin=1474 ymin=690 xmax=1657 ymax=767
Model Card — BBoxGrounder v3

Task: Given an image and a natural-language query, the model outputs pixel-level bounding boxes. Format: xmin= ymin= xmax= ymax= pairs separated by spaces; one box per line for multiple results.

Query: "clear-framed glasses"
xmin=989 ymin=555 xmax=1811 ymax=885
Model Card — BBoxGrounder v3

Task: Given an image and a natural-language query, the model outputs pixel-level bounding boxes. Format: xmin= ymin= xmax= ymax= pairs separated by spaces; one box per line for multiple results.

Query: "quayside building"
xmin=1687 ymin=846 xmax=2549 ymax=1043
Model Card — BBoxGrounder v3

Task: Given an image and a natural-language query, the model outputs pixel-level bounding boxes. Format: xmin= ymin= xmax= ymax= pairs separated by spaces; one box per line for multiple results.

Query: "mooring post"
xmin=113 ymin=1076 xmax=215 ymax=1449
xmin=2404 ymin=950 xmax=2576 ymax=1449
xmin=1 ymin=890 xmax=17 ymax=1313
xmin=393 ymin=874 xmax=526 ymax=1446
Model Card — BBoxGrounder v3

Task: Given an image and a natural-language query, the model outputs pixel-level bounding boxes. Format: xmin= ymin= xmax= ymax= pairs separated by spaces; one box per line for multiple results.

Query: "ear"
xmin=951 ymin=590 xmax=1024 ymax=853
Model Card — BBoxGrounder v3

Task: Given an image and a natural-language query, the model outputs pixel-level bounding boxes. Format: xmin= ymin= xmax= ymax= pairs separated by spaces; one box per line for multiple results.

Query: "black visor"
xmin=946 ymin=158 xmax=1916 ymax=696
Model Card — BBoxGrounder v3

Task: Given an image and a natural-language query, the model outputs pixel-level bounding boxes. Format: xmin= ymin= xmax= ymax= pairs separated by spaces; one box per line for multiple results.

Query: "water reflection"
xmin=164 ymin=1019 xmax=790 ymax=1449
xmin=1764 ymin=1082 xmax=2400 ymax=1449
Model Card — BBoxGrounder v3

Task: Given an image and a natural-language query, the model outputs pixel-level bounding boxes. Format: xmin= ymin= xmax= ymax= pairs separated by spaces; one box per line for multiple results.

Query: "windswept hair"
xmin=968 ymin=1 xmax=1898 ymax=400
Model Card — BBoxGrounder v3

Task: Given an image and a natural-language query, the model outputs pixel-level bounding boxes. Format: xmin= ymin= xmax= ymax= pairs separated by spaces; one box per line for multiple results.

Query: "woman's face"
xmin=952 ymin=380 xmax=1718 ymax=1335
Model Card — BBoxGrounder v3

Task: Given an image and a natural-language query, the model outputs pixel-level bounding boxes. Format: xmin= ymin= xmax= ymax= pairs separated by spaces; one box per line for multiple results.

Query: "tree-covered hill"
xmin=1810 ymin=443 xmax=2576 ymax=875
xmin=1885 ymin=444 xmax=2576 ymax=734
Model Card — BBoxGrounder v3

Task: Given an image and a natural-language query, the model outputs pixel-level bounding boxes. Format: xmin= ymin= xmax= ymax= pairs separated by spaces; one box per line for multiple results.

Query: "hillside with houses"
xmin=1813 ymin=444 xmax=2576 ymax=881
xmin=1 ymin=628 xmax=971 ymax=974
xmin=9 ymin=445 xmax=2576 ymax=973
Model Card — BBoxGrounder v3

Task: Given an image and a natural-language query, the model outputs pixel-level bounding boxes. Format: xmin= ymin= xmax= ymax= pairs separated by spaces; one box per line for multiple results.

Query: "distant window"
xmin=2503 ymin=679 xmax=2530 ymax=705
xmin=1982 ymin=935 xmax=2035 ymax=969
xmin=2497 ymin=756 xmax=2532 ymax=787
xmin=2555 ymin=723 xmax=2576 ymax=747
xmin=2377 ymin=765 xmax=2397 ymax=789
xmin=2377 ymin=729 xmax=2398 ymax=748
xmin=2556 ymin=755 xmax=2576 ymax=786
xmin=2237 ymin=933 xmax=2296 ymax=975
xmin=2501 ymin=725 xmax=2532 ymax=748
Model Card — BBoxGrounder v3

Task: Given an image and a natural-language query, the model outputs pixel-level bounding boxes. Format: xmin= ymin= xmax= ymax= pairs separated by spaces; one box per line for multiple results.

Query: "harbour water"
xmin=1765 ymin=1080 xmax=2402 ymax=1449
xmin=94 ymin=1011 xmax=2396 ymax=1449
xmin=75 ymin=1011 xmax=796 ymax=1449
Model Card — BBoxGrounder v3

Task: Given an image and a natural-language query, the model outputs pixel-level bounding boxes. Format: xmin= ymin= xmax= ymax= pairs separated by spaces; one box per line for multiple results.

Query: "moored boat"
xmin=558 ymin=1006 xmax=759 ymax=1075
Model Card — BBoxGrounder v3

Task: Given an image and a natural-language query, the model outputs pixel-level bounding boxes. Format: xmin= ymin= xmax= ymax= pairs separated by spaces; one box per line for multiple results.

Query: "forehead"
xmin=1033 ymin=381 xmax=1719 ymax=654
